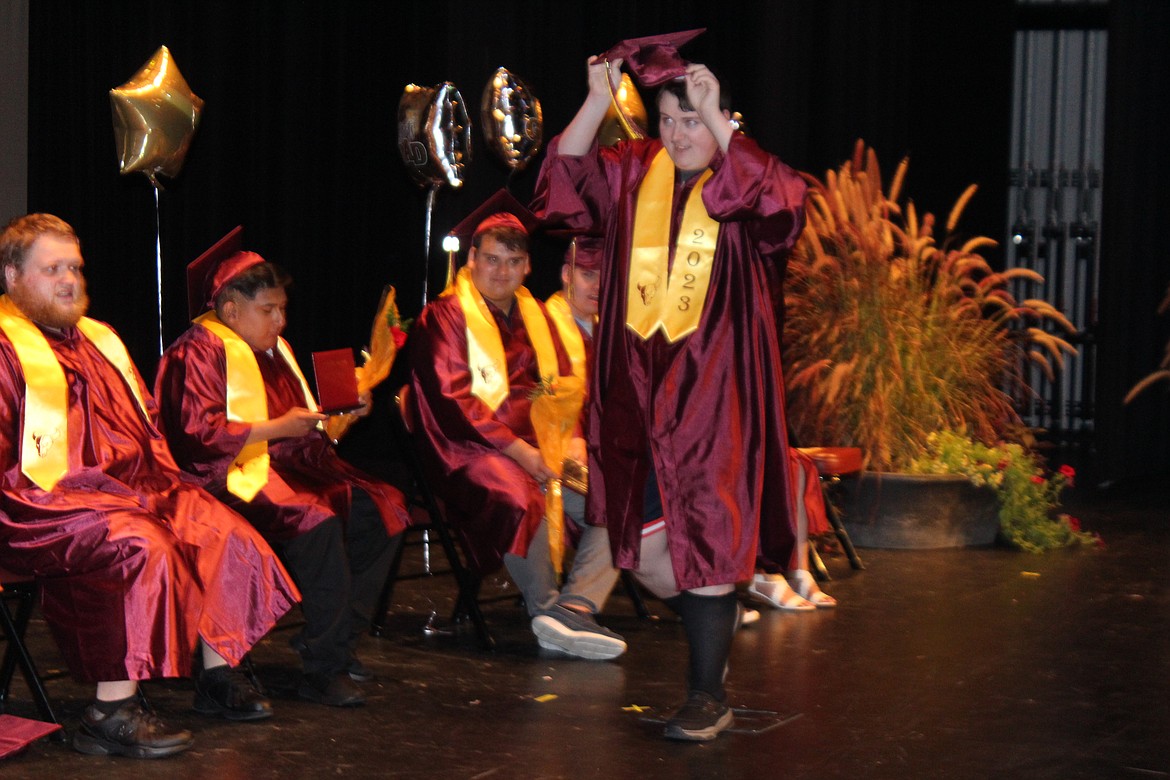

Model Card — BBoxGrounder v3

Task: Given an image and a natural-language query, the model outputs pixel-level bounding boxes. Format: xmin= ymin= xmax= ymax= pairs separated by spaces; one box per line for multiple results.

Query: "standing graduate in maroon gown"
xmin=534 ymin=31 xmax=808 ymax=740
xmin=154 ymin=228 xmax=411 ymax=707
xmin=0 ymin=214 xmax=299 ymax=758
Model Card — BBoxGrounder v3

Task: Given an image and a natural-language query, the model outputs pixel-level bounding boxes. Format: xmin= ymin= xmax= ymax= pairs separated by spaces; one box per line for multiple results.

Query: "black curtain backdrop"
xmin=26 ymin=0 xmax=1014 ymax=365
xmin=31 ymin=0 xmax=1170 ymax=482
xmin=1095 ymin=0 xmax=1170 ymax=485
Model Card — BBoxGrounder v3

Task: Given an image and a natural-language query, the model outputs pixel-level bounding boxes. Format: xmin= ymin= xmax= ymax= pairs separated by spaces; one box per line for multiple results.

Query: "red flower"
xmin=1065 ymin=515 xmax=1081 ymax=532
xmin=1030 ymin=475 xmax=1046 ymax=485
xmin=996 ymin=459 xmax=1010 ymax=470
xmin=1058 ymin=464 xmax=1076 ymax=487
xmin=391 ymin=326 xmax=408 ymax=350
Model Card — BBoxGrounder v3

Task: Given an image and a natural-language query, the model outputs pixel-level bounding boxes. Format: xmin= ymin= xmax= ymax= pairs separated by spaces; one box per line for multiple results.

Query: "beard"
xmin=6 ymin=278 xmax=90 ymax=330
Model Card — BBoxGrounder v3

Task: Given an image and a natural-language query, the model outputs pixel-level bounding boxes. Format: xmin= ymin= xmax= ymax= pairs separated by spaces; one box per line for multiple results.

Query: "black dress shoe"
xmin=298 ymin=672 xmax=366 ymax=707
xmin=73 ymin=700 xmax=194 ymax=759
xmin=194 ymin=665 xmax=273 ymax=721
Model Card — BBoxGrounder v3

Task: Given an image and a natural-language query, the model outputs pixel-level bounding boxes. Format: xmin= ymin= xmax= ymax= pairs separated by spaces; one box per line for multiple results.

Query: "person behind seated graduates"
xmin=408 ymin=190 xmax=625 ymax=661
xmin=0 ymin=214 xmax=299 ymax=759
xmin=534 ymin=30 xmax=810 ymax=740
xmin=154 ymin=227 xmax=411 ymax=707
xmin=545 ymin=235 xmax=602 ymax=356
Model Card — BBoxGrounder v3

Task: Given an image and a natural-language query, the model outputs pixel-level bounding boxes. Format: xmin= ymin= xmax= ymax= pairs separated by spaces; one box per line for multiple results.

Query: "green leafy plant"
xmin=783 ymin=141 xmax=1077 ymax=472
xmin=907 ymin=430 xmax=1098 ymax=552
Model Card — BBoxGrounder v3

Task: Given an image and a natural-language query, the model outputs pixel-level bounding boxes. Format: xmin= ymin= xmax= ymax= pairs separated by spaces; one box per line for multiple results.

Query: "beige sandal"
xmin=747 ymin=573 xmax=815 ymax=611
xmin=785 ymin=569 xmax=838 ymax=609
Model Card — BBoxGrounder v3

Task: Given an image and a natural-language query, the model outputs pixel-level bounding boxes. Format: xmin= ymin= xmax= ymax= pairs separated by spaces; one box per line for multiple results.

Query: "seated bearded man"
xmin=0 ymin=213 xmax=299 ymax=759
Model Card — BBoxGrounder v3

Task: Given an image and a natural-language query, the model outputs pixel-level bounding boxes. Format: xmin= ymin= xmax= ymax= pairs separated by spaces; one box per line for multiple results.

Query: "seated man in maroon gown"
xmin=0 ymin=214 xmax=299 ymax=759
xmin=154 ymin=228 xmax=411 ymax=707
xmin=534 ymin=31 xmax=809 ymax=740
xmin=408 ymin=193 xmax=624 ymax=661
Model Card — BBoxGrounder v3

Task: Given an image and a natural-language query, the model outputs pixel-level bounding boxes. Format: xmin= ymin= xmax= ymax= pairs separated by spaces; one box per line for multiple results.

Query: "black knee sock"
xmin=662 ymin=591 xmax=739 ymax=701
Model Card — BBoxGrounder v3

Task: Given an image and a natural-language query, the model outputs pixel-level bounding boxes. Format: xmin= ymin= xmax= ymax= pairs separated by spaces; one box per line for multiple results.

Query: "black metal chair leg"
xmin=826 ymin=500 xmax=865 ymax=570
xmin=808 ymin=543 xmax=831 ymax=582
xmin=370 ymin=533 xmax=409 ymax=637
xmin=621 ymin=570 xmax=653 ymax=619
xmin=0 ymin=583 xmax=62 ymax=729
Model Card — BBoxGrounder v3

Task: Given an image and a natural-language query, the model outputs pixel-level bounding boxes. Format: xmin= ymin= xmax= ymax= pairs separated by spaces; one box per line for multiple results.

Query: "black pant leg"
xmin=274 ymin=517 xmax=351 ymax=676
xmin=344 ymin=488 xmax=400 ymax=649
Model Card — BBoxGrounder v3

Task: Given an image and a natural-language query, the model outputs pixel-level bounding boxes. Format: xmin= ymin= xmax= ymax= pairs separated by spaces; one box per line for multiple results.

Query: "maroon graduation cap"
xmin=447 ymin=189 xmax=540 ymax=251
xmin=564 ymin=234 xmax=604 ymax=272
xmin=186 ymin=226 xmax=265 ymax=319
xmin=601 ymin=28 xmax=706 ymax=87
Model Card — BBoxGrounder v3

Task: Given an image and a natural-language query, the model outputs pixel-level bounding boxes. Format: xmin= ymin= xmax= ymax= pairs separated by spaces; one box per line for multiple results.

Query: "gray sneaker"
xmin=531 ymin=604 xmax=627 ymax=660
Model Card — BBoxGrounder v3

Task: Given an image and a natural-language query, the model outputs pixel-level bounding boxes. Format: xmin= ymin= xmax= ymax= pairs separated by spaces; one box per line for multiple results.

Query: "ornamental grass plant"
xmin=783 ymin=141 xmax=1077 ymax=473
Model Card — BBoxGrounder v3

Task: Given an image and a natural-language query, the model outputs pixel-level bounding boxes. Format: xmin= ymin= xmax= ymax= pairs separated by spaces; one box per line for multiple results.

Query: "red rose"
xmin=1066 ymin=515 xmax=1081 ymax=532
xmin=391 ymin=326 xmax=408 ymax=350
xmin=1030 ymin=475 xmax=1046 ymax=485
xmin=1058 ymin=464 xmax=1076 ymax=487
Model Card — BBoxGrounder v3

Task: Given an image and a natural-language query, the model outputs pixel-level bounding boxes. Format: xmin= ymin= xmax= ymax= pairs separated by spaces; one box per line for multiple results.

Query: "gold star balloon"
xmin=598 ymin=73 xmax=647 ymax=147
xmin=109 ymin=46 xmax=204 ymax=188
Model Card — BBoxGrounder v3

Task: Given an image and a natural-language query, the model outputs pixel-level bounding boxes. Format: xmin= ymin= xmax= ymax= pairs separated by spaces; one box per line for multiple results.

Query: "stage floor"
xmin=2 ymin=482 xmax=1167 ymax=779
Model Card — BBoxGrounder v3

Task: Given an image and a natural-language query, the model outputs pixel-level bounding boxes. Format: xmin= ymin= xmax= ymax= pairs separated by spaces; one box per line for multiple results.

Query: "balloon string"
xmin=423 ymin=185 xmax=437 ymax=309
xmin=154 ymin=187 xmax=163 ymax=356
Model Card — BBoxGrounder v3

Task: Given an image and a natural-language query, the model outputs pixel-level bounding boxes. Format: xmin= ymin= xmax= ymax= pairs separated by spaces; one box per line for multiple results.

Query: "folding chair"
xmin=0 ymin=570 xmax=62 ymax=729
xmin=371 ymin=386 xmax=495 ymax=649
xmin=796 ymin=447 xmax=866 ymax=578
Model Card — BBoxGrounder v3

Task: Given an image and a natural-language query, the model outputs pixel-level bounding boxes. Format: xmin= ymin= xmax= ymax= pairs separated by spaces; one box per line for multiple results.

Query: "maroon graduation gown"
xmin=154 ymin=325 xmax=411 ymax=543
xmin=408 ymin=293 xmax=573 ymax=575
xmin=534 ymin=133 xmax=807 ymax=589
xmin=0 ymin=323 xmax=298 ymax=683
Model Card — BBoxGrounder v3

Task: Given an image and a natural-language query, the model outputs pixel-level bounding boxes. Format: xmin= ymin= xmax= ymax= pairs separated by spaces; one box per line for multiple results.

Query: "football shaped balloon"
xmin=398 ymin=82 xmax=471 ymax=189
xmin=109 ymin=46 xmax=203 ymax=188
xmin=480 ymin=67 xmax=543 ymax=171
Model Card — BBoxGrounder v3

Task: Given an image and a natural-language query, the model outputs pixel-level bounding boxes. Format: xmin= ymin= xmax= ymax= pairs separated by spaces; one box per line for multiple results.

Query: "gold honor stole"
xmin=194 ymin=311 xmax=319 ymax=501
xmin=449 ymin=265 xmax=561 ymax=411
xmin=626 ymin=147 xmax=720 ymax=342
xmin=544 ymin=292 xmax=587 ymax=383
xmin=0 ymin=294 xmax=147 ymax=491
